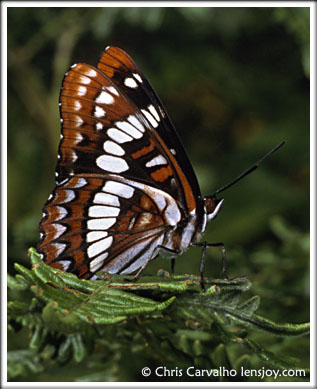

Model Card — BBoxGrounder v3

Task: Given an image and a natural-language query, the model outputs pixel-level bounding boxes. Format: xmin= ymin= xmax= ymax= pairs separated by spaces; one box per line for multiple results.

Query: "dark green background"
xmin=7 ymin=6 xmax=310 ymax=381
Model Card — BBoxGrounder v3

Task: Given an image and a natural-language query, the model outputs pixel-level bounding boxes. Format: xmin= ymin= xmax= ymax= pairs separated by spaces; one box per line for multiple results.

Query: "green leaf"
xmin=7 ymin=350 xmax=44 ymax=380
xmin=7 ymin=248 xmax=309 ymax=381
xmin=12 ymin=249 xmax=177 ymax=333
xmin=70 ymin=333 xmax=87 ymax=363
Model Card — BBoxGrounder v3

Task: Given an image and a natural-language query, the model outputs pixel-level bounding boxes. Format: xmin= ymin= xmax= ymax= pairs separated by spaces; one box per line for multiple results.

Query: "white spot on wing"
xmin=127 ymin=115 xmax=145 ymax=132
xmin=96 ymin=122 xmax=103 ymax=131
xmin=70 ymin=151 xmax=78 ymax=162
xmin=103 ymin=181 xmax=134 ymax=199
xmin=107 ymin=128 xmax=133 ymax=143
xmin=86 ymin=69 xmax=97 ymax=77
xmin=58 ymin=260 xmax=72 ymax=271
xmin=74 ymin=133 xmax=83 ymax=145
xmin=87 ymin=218 xmax=116 ymax=230
xmin=145 ymin=155 xmax=167 ymax=168
xmin=94 ymin=106 xmax=106 ymax=118
xmin=116 ymin=121 xmax=142 ymax=139
xmin=88 ymin=205 xmax=120 ymax=218
xmin=52 ymin=223 xmax=67 ymax=239
xmin=87 ymin=231 xmax=108 ymax=243
xmin=124 ymin=77 xmax=138 ymax=88
xmin=96 ymin=155 xmax=129 ymax=173
xmin=105 ymin=86 xmax=119 ymax=96
xmin=77 ymin=86 xmax=87 ymax=96
xmin=59 ymin=190 xmax=75 ymax=204
xmin=55 ymin=206 xmax=68 ymax=221
xmin=94 ymin=192 xmax=120 ymax=206
xmin=148 ymin=104 xmax=160 ymax=122
xmin=96 ymin=91 xmax=114 ymax=105
xmin=75 ymin=116 xmax=84 ymax=127
xmin=88 ymin=236 xmax=113 ymax=258
xmin=74 ymin=101 xmax=81 ymax=111
xmin=133 ymin=73 xmax=143 ymax=83
xmin=141 ymin=109 xmax=159 ymax=128
xmin=72 ymin=177 xmax=87 ymax=188
xmin=104 ymin=140 xmax=125 ymax=156
xmin=79 ymin=76 xmax=91 ymax=85
xmin=89 ymin=252 xmax=109 ymax=272
xmin=53 ymin=243 xmax=66 ymax=257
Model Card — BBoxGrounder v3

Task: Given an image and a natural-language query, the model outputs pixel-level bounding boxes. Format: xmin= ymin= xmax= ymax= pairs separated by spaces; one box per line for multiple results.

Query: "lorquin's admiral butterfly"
xmin=38 ymin=46 xmax=284 ymax=287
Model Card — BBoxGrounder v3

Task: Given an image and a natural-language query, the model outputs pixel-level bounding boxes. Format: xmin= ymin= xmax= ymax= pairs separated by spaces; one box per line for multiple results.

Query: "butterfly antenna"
xmin=213 ymin=140 xmax=286 ymax=196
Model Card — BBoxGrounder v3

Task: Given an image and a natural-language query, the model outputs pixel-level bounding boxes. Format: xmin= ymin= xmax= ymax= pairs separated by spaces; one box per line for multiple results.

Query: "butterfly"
xmin=37 ymin=46 xmax=284 ymax=285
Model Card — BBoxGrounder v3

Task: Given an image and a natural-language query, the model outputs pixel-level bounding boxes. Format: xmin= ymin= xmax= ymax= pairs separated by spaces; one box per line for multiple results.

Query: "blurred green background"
xmin=7 ymin=6 xmax=310 ymax=381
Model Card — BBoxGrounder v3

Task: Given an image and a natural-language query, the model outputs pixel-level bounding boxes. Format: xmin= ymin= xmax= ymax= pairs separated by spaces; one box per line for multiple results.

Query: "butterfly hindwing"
xmin=39 ymin=173 xmax=183 ymax=279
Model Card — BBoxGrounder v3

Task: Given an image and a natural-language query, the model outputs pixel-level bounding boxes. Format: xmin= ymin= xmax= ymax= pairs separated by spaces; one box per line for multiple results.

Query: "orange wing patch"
xmin=151 ymin=166 xmax=173 ymax=182
xmin=131 ymin=138 xmax=155 ymax=159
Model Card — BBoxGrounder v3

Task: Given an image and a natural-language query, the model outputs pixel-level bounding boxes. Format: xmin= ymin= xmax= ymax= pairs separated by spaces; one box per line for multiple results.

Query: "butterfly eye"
xmin=204 ymin=197 xmax=224 ymax=221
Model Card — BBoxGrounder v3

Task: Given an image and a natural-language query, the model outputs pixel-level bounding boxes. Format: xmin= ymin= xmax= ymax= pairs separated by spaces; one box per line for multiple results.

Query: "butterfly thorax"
xmin=159 ymin=196 xmax=206 ymax=257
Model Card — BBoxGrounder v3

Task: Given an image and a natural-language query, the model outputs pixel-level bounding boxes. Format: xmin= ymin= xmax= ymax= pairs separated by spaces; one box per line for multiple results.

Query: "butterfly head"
xmin=204 ymin=196 xmax=224 ymax=221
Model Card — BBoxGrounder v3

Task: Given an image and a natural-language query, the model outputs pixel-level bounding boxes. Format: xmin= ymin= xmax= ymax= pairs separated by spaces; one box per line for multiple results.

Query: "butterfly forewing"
xmin=57 ymin=56 xmax=197 ymax=213
xmin=97 ymin=47 xmax=201 ymax=200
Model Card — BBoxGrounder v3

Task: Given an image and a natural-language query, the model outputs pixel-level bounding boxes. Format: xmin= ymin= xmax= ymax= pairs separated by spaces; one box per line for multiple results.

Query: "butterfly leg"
xmin=124 ymin=261 xmax=149 ymax=282
xmin=192 ymin=241 xmax=228 ymax=291
xmin=157 ymin=245 xmax=180 ymax=276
